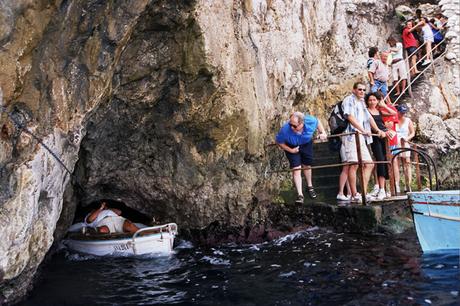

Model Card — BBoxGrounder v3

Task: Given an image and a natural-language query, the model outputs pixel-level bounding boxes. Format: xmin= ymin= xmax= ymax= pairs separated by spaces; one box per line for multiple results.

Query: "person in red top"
xmin=380 ymin=100 xmax=401 ymax=193
xmin=402 ymin=20 xmax=421 ymax=76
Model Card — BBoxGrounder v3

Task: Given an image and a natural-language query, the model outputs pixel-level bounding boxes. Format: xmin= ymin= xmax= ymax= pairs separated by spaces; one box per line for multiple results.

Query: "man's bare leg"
xmin=338 ymin=165 xmax=349 ymax=196
xmin=292 ymin=166 xmax=303 ymax=197
xmin=394 ymin=80 xmax=401 ymax=95
xmin=302 ymin=165 xmax=312 ymax=187
xmin=348 ymin=164 xmax=359 ymax=196
xmin=363 ymin=163 xmax=375 ymax=194
xmin=400 ymin=79 xmax=407 ymax=94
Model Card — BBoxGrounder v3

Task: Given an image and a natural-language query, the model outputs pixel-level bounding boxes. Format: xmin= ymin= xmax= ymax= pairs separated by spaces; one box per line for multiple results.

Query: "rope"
xmin=0 ymin=104 xmax=73 ymax=176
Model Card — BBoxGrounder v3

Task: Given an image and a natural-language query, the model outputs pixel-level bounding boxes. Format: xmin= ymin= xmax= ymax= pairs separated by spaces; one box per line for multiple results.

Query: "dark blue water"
xmin=21 ymin=228 xmax=459 ymax=305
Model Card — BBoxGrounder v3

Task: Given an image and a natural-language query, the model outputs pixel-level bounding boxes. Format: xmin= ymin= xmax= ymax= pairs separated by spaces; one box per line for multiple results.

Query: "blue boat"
xmin=408 ymin=190 xmax=460 ymax=252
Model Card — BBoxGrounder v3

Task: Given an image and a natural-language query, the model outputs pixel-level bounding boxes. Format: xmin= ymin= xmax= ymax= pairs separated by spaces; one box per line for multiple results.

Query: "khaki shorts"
xmin=98 ymin=216 xmax=126 ymax=233
xmin=392 ymin=60 xmax=408 ymax=81
xmin=340 ymin=134 xmax=372 ymax=162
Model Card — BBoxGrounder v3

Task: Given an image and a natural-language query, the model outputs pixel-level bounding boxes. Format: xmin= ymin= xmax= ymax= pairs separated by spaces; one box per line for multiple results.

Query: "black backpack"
xmin=328 ymin=101 xmax=348 ymax=152
xmin=328 ymin=101 xmax=348 ymax=135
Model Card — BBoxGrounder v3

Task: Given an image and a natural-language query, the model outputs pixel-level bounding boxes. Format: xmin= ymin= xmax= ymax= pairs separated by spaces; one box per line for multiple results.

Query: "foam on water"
xmin=200 ymin=256 xmax=231 ymax=266
xmin=274 ymin=227 xmax=319 ymax=246
xmin=175 ymin=239 xmax=194 ymax=249
xmin=64 ymin=251 xmax=98 ymax=261
xmin=20 ymin=228 xmax=460 ymax=306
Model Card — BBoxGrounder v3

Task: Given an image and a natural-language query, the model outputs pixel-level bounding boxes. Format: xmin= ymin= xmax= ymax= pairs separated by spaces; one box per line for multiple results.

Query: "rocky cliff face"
xmin=396 ymin=1 xmax=460 ymax=188
xmin=0 ymin=0 xmax=457 ymax=303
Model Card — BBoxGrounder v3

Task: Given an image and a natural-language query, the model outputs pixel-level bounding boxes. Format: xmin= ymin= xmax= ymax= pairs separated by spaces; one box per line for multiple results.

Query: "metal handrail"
xmin=391 ymin=49 xmax=447 ymax=105
xmin=391 ymin=147 xmax=439 ymax=191
xmin=383 ymin=21 xmax=449 ymax=102
xmin=270 ymin=129 xmax=440 ymax=204
xmin=383 ymin=36 xmax=448 ymax=104
xmin=132 ymin=223 xmax=177 ymax=242
xmin=131 ymin=223 xmax=178 ymax=255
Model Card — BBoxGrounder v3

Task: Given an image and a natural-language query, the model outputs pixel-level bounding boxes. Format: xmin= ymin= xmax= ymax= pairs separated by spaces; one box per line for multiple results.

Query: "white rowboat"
xmin=64 ymin=223 xmax=178 ymax=256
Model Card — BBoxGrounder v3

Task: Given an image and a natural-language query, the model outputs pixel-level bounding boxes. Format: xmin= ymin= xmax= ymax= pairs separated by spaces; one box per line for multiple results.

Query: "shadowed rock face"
xmin=1 ymin=0 xmax=459 ymax=303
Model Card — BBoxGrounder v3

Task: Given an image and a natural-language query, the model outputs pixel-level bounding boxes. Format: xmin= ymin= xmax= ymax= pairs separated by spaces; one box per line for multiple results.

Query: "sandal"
xmin=295 ymin=194 xmax=304 ymax=204
xmin=307 ymin=186 xmax=317 ymax=199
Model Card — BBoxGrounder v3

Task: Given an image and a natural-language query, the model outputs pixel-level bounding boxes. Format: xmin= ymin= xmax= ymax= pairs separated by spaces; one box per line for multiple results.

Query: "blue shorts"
xmin=285 ymin=141 xmax=313 ymax=168
xmin=372 ymin=80 xmax=388 ymax=96
xmin=406 ymin=47 xmax=417 ymax=57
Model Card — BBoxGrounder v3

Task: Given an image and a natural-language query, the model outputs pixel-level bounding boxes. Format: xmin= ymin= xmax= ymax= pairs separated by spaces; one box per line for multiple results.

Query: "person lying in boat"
xmin=85 ymin=201 xmax=140 ymax=234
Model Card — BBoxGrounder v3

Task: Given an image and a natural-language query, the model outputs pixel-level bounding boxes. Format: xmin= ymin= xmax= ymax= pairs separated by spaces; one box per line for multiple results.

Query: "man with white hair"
xmin=276 ymin=111 xmax=328 ymax=203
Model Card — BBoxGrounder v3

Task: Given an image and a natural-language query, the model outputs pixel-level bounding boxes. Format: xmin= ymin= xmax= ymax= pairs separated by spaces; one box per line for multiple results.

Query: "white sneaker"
xmin=337 ymin=194 xmax=351 ymax=201
xmin=351 ymin=193 xmax=362 ymax=203
xmin=366 ymin=194 xmax=377 ymax=202
xmin=386 ymin=191 xmax=392 ymax=198
xmin=422 ymin=60 xmax=432 ymax=66
xmin=369 ymin=185 xmax=380 ymax=197
xmin=376 ymin=189 xmax=386 ymax=201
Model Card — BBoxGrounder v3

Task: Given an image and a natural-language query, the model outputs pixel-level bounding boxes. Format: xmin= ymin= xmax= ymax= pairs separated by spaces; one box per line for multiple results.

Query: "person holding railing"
xmin=368 ymin=48 xmax=390 ymax=100
xmin=429 ymin=17 xmax=445 ymax=56
xmin=402 ymin=20 xmax=421 ymax=76
xmin=275 ymin=111 xmax=328 ymax=203
xmin=394 ymin=104 xmax=415 ymax=192
xmin=366 ymin=92 xmax=397 ymax=200
xmin=337 ymin=82 xmax=386 ymax=203
xmin=416 ymin=17 xmax=434 ymax=66
xmin=387 ymin=37 xmax=408 ymax=96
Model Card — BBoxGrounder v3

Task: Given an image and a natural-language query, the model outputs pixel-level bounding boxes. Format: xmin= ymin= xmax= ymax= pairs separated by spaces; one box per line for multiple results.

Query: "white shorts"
xmin=393 ymin=141 xmax=411 ymax=158
xmin=423 ymin=33 xmax=434 ymax=43
xmin=392 ymin=60 xmax=408 ymax=80
xmin=97 ymin=216 xmax=126 ymax=233
xmin=340 ymin=134 xmax=373 ymax=162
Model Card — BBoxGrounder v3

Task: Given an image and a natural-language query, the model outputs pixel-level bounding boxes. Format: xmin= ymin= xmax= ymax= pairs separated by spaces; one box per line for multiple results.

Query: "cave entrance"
xmin=73 ymin=199 xmax=152 ymax=226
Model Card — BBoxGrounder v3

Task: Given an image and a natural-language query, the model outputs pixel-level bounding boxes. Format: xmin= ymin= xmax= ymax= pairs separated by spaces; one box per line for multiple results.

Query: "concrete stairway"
xmin=310 ymin=141 xmax=341 ymax=202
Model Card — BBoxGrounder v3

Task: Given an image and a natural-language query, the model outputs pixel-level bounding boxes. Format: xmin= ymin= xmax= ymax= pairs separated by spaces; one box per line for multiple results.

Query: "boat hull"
xmin=409 ymin=191 xmax=460 ymax=252
xmin=64 ymin=223 xmax=177 ymax=256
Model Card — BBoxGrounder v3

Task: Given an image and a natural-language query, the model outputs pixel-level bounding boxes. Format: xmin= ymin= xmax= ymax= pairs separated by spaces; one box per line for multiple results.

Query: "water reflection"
xmin=20 ymin=229 xmax=459 ymax=305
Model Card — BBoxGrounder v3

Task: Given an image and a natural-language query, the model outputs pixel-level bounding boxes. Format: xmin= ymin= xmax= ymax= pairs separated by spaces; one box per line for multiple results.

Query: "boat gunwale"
xmin=411 ymin=201 xmax=460 ymax=206
xmin=65 ymin=232 xmax=174 ymax=243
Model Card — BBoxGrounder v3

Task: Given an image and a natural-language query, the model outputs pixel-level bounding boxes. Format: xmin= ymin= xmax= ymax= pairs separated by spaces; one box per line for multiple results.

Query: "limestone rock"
xmin=417 ymin=113 xmax=460 ymax=151
xmin=0 ymin=0 xmax=458 ymax=303
xmin=445 ymin=52 xmax=457 ymax=60
xmin=428 ymin=86 xmax=449 ymax=117
xmin=395 ymin=5 xmax=413 ymax=20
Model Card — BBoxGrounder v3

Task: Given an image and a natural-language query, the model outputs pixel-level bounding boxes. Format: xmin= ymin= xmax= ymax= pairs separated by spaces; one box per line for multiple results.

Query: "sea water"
xmin=20 ymin=228 xmax=459 ymax=305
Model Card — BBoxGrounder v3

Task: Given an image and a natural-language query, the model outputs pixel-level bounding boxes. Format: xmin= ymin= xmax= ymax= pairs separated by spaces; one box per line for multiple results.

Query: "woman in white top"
xmin=395 ymin=104 xmax=415 ymax=192
xmin=416 ymin=17 xmax=434 ymax=66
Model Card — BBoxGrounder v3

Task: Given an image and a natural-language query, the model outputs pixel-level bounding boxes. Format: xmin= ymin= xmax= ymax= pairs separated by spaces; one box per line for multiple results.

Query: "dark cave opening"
xmin=72 ymin=199 xmax=152 ymax=226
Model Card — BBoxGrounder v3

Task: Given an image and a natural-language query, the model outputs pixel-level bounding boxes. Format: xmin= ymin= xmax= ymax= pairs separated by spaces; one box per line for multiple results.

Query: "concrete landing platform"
xmin=278 ymin=196 xmax=413 ymax=234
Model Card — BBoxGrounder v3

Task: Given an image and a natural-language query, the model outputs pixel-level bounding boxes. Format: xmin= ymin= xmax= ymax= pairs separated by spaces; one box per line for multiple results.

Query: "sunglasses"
xmin=289 ymin=123 xmax=299 ymax=129
xmin=357 ymin=88 xmax=366 ymax=92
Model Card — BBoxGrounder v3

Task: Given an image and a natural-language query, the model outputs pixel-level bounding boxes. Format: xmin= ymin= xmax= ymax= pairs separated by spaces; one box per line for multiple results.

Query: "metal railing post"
xmin=355 ymin=132 xmax=366 ymax=205
xmin=385 ymin=137 xmax=396 ymax=196
xmin=403 ymin=49 xmax=413 ymax=98
xmin=414 ymin=143 xmax=422 ymax=190
xmin=400 ymin=139 xmax=410 ymax=192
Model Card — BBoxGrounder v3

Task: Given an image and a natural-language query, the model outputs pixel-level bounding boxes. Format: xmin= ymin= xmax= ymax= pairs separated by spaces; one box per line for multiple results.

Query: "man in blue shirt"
xmin=276 ymin=111 xmax=328 ymax=203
